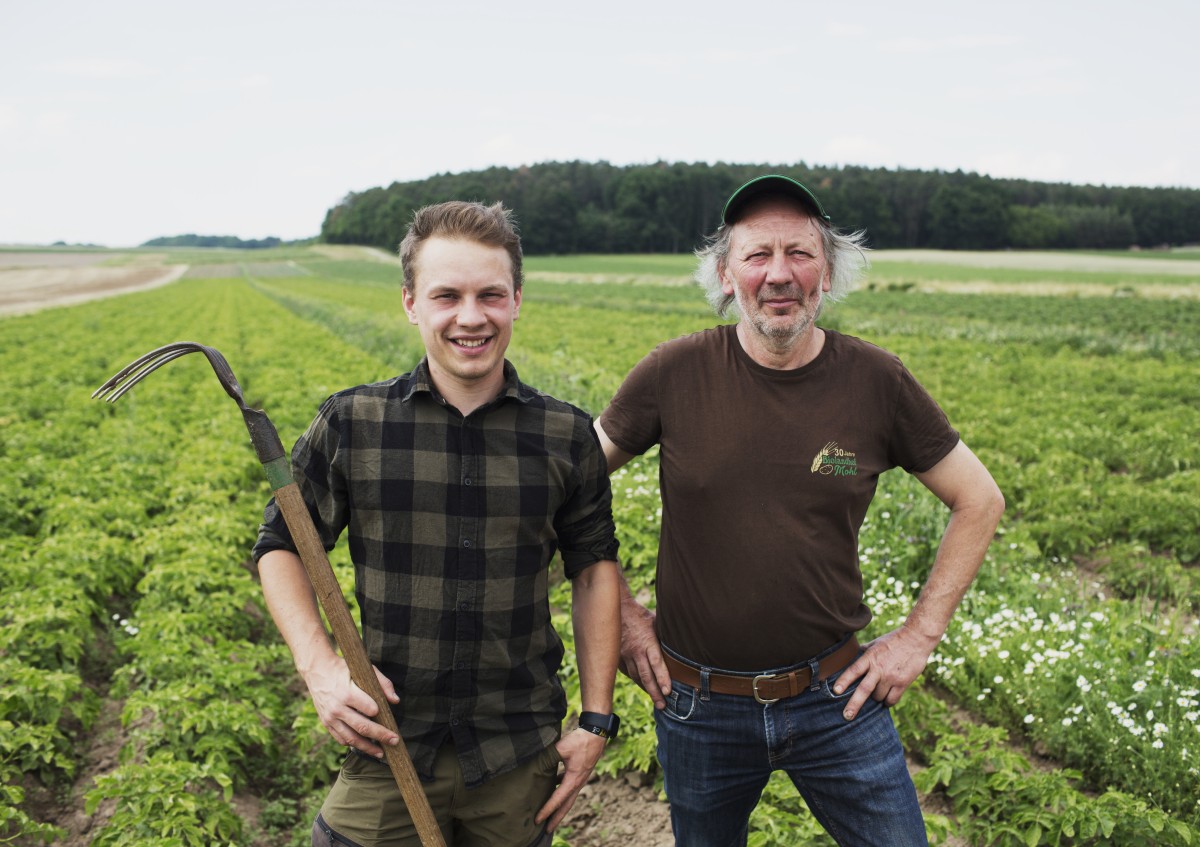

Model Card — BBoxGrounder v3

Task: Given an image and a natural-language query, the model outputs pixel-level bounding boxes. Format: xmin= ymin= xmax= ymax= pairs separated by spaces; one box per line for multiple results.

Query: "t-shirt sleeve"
xmin=598 ymin=345 xmax=663 ymax=457
xmin=555 ymin=415 xmax=621 ymax=578
xmin=252 ymin=396 xmax=349 ymax=562
xmin=888 ymin=365 xmax=960 ymax=474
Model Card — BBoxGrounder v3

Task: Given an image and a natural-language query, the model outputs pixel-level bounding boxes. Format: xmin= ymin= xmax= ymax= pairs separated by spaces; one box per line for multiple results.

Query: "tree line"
xmin=319 ymin=160 xmax=1200 ymax=254
xmin=140 ymin=234 xmax=297 ymax=249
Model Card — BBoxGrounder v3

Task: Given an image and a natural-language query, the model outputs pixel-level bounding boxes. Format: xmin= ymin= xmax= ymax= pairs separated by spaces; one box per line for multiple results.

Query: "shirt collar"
xmin=400 ymin=358 xmax=535 ymax=409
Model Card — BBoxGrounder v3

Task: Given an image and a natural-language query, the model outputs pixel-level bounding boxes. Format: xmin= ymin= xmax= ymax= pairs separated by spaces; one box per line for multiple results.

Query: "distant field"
xmin=3 ymin=245 xmax=1200 ymax=845
xmin=524 ymin=250 xmax=1200 ymax=296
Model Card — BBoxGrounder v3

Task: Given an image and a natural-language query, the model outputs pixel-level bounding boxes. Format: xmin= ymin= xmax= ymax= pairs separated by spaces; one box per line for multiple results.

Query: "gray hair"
xmin=695 ymin=218 xmax=871 ymax=318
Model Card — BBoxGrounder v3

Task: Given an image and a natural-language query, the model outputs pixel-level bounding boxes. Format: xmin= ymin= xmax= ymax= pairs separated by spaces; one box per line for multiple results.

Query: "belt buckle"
xmin=752 ymin=673 xmax=783 ymax=704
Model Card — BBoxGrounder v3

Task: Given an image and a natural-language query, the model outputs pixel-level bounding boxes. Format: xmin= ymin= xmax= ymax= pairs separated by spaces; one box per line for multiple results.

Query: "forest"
xmin=140 ymin=235 xmax=294 ymax=250
xmin=319 ymin=160 xmax=1200 ymax=254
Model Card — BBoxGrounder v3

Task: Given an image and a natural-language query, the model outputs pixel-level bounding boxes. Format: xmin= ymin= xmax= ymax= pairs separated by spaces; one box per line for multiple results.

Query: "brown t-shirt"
xmin=600 ymin=325 xmax=959 ymax=670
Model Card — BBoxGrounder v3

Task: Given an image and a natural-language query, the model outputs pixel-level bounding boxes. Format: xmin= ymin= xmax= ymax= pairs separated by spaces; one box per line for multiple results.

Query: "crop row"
xmin=256 ymin=266 xmax=1200 ymax=599
xmin=4 ymin=249 xmax=1199 ymax=844
xmin=0 ymin=278 xmax=385 ymax=843
xmin=250 ymin=257 xmax=1200 ymax=841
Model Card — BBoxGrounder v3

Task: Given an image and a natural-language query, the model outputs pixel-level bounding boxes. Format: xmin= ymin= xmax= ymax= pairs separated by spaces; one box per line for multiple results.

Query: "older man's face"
xmin=720 ymin=196 xmax=831 ymax=349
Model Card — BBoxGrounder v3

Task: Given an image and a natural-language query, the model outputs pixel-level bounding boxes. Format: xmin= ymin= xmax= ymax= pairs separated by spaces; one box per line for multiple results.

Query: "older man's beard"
xmin=735 ymin=283 xmax=824 ymax=349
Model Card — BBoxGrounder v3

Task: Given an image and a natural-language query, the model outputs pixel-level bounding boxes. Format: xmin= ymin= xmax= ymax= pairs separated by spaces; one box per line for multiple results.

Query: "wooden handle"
xmin=273 ymin=482 xmax=446 ymax=847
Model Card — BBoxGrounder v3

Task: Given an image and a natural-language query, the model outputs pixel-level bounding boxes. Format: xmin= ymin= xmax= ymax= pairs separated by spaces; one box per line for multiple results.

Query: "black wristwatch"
xmin=577 ymin=711 xmax=620 ymax=741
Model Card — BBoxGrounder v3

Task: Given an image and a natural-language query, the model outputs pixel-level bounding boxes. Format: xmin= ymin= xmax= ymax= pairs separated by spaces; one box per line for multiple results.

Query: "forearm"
xmin=904 ymin=502 xmax=1002 ymax=645
xmin=571 ymin=560 xmax=621 ymax=713
xmin=907 ymin=444 xmax=1005 ymax=644
xmin=258 ymin=548 xmax=339 ymax=678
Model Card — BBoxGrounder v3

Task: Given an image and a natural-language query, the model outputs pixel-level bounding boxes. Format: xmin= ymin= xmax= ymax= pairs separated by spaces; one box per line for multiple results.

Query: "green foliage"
xmin=3 ymin=248 xmax=1200 ymax=842
xmin=85 ymin=752 xmax=243 ymax=846
xmin=904 ymin=688 xmax=1200 ymax=846
xmin=0 ymin=780 xmax=65 ymax=843
xmin=318 ymin=160 xmax=1200 ymax=251
xmin=140 ymin=233 xmax=293 ymax=249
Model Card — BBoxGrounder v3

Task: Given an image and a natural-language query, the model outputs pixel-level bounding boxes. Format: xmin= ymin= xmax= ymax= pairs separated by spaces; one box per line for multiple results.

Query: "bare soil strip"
xmin=0 ymin=265 xmax=188 ymax=316
xmin=871 ymin=249 xmax=1200 ymax=276
xmin=902 ymin=279 xmax=1200 ymax=298
xmin=311 ymin=244 xmax=401 ymax=264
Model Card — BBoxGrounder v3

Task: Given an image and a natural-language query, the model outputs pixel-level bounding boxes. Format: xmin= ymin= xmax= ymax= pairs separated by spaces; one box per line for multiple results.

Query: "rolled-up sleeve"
xmin=252 ymin=396 xmax=349 ymax=563
xmin=554 ymin=415 xmax=620 ymax=579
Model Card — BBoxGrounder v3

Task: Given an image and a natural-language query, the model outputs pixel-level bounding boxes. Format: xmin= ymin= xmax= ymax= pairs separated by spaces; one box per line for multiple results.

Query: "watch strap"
xmin=577 ymin=711 xmax=620 ymax=740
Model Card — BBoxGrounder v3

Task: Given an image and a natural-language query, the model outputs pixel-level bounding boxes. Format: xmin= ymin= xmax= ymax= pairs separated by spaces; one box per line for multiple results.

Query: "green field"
xmin=2 ymin=247 xmax=1198 ymax=845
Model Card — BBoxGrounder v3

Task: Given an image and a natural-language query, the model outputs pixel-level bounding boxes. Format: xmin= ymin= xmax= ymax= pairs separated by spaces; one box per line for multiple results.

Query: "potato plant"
xmin=2 ymin=247 xmax=1198 ymax=845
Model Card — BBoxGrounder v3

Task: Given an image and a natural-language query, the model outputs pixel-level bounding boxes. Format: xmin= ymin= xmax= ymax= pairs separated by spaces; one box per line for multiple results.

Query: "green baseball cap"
xmin=721 ymin=174 xmax=831 ymax=225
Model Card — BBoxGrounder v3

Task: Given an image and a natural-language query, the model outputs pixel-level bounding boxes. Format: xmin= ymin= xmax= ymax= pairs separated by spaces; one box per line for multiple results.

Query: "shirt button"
xmin=463 ymin=539 xmax=471 ymax=548
xmin=459 ymin=602 xmax=469 ymax=611
xmin=455 ymin=661 xmax=466 ymax=670
xmin=464 ymin=477 xmax=472 ymax=486
xmin=451 ymin=718 xmax=461 ymax=726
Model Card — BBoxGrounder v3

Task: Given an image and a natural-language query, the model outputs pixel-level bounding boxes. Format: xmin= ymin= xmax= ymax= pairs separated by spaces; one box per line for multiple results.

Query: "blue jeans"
xmin=655 ymin=643 xmax=928 ymax=847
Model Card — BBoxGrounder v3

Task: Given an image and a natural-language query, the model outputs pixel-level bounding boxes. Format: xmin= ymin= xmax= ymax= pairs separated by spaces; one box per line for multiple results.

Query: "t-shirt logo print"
xmin=810 ymin=441 xmax=859 ymax=477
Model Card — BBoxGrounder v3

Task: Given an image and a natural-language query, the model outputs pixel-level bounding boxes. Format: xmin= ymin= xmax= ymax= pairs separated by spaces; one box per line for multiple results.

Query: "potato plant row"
xmin=0 ymin=279 xmax=384 ymax=843
xmin=2 ymin=248 xmax=1198 ymax=845
xmin=252 ymin=256 xmax=1200 ymax=843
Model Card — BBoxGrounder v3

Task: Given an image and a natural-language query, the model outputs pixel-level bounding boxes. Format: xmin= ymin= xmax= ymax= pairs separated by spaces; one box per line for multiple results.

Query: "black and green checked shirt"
xmin=253 ymin=359 xmax=619 ymax=787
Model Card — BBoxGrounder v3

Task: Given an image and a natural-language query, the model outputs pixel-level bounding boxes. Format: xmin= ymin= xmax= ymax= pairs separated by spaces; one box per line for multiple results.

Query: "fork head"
xmin=92 ymin=341 xmax=246 ymax=408
xmin=92 ymin=340 xmax=286 ymax=466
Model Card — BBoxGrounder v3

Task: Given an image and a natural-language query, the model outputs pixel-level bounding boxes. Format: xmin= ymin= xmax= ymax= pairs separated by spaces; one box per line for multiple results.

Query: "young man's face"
xmin=402 ymin=236 xmax=521 ymax=399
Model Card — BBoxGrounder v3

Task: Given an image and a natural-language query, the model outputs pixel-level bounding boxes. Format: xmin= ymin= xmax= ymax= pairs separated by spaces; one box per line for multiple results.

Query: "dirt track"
xmin=0 ymin=252 xmax=188 ymax=316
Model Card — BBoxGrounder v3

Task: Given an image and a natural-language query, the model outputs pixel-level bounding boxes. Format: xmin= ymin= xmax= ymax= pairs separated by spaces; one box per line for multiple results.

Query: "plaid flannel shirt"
xmin=253 ymin=359 xmax=619 ymax=786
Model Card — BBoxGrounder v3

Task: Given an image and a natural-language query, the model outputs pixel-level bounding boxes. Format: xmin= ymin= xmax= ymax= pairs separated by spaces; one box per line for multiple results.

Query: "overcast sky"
xmin=2 ymin=0 xmax=1196 ymax=247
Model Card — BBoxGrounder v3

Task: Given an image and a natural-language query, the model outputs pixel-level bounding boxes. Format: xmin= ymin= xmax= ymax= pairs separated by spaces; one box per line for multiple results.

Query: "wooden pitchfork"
xmin=93 ymin=341 xmax=445 ymax=847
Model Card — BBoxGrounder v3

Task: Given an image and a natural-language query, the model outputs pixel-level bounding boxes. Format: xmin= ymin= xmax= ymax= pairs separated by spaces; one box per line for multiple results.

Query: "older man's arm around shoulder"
xmin=536 ymin=558 xmax=622 ymax=832
xmin=834 ymin=440 xmax=1005 ymax=720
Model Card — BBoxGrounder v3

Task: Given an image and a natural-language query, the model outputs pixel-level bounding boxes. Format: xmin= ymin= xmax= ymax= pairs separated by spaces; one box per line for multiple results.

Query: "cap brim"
xmin=722 ymin=175 xmax=831 ymax=224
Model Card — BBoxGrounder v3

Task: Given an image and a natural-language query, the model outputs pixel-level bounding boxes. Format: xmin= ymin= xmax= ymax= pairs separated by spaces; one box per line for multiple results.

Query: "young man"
xmin=596 ymin=176 xmax=1005 ymax=846
xmin=255 ymin=201 xmax=621 ymax=847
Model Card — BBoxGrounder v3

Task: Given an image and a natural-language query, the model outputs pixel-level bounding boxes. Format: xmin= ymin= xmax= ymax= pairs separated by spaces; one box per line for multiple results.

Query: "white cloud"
xmin=824 ymin=21 xmax=866 ymax=38
xmin=239 ymin=73 xmax=272 ymax=91
xmin=973 ymin=151 xmax=1070 ymax=183
xmin=821 ymin=137 xmax=894 ymax=167
xmin=881 ymin=34 xmax=1019 ymax=54
xmin=40 ymin=57 xmax=154 ymax=79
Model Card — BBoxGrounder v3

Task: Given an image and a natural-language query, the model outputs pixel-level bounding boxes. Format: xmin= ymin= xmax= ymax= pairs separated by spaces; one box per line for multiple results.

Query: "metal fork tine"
xmin=93 ymin=343 xmax=204 ymax=402
xmin=103 ymin=350 xmax=196 ymax=402
xmin=198 ymin=346 xmax=245 ymax=404
xmin=91 ymin=350 xmax=163 ymax=399
xmin=93 ymin=341 xmax=253 ymax=409
xmin=96 ymin=350 xmax=183 ymax=401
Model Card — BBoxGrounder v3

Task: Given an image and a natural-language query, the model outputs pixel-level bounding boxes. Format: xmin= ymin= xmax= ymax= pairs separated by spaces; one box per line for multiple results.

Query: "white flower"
xmin=1133 ymin=680 xmax=1148 ymax=693
xmin=1024 ymin=715 xmax=1035 ymax=724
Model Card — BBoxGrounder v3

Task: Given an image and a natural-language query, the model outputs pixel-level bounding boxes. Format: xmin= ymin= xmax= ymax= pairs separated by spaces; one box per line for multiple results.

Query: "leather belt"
xmin=662 ymin=637 xmax=860 ymax=704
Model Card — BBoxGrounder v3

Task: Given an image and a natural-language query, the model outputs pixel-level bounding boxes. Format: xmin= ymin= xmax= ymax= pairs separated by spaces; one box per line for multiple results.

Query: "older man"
xmin=255 ymin=201 xmax=622 ymax=847
xmin=595 ymin=176 xmax=1004 ymax=846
